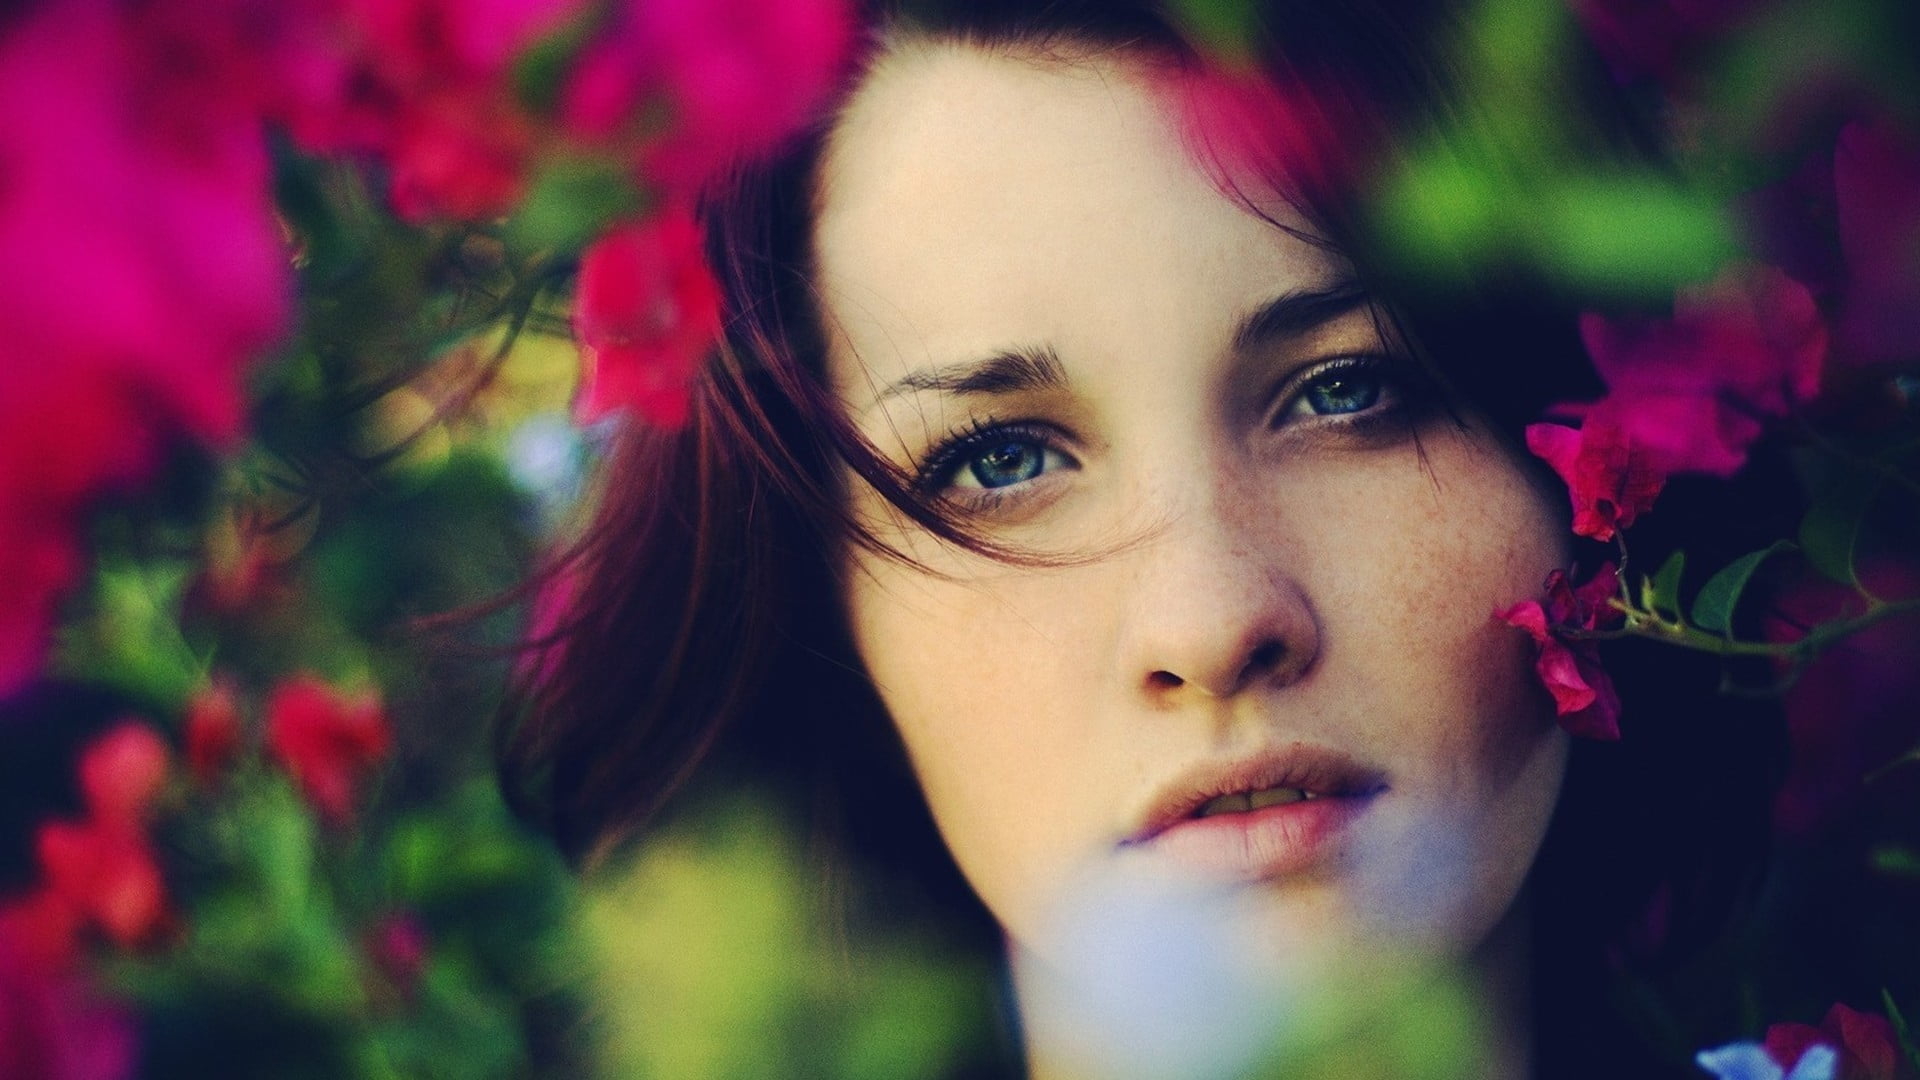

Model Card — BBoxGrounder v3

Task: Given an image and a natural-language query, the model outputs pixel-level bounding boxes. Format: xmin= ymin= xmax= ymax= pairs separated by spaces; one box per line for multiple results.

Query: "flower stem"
xmin=1594 ymin=596 xmax=1920 ymax=660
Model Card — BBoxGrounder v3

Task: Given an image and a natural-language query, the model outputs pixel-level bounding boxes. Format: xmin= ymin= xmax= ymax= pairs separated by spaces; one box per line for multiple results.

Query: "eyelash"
xmin=912 ymin=353 xmax=1422 ymax=504
xmin=1269 ymin=354 xmax=1417 ymax=428
xmin=913 ymin=416 xmax=1063 ymax=498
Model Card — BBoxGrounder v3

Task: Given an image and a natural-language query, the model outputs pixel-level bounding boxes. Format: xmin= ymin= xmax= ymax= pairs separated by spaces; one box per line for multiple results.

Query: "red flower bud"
xmin=1766 ymin=1003 xmax=1913 ymax=1080
xmin=265 ymin=675 xmax=392 ymax=825
xmin=185 ymin=680 xmax=244 ymax=785
xmin=365 ymin=913 xmax=430 ymax=1001
xmin=572 ymin=208 xmax=724 ymax=428
xmin=35 ymin=818 xmax=171 ymax=951
xmin=77 ymin=722 xmax=171 ymax=829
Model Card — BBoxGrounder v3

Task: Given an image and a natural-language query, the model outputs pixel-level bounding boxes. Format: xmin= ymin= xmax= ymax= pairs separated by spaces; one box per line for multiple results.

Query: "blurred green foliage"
xmin=19 ymin=0 xmax=1920 ymax=1076
xmin=582 ymin=802 xmax=997 ymax=1080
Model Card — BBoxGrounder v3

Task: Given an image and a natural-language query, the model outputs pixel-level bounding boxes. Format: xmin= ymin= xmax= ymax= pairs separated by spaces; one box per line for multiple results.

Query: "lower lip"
xmin=1129 ymin=794 xmax=1376 ymax=881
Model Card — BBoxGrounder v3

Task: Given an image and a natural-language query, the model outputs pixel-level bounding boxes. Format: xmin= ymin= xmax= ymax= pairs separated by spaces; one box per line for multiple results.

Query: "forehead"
xmin=812 ymin=42 xmax=1346 ymax=400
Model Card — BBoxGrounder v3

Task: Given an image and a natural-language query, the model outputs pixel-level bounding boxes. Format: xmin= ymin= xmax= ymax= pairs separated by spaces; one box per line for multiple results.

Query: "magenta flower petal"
xmin=1500 ymin=567 xmax=1625 ymax=741
xmin=1834 ymin=116 xmax=1920 ymax=366
xmin=1526 ymin=420 xmax=1668 ymax=541
xmin=573 ymin=209 xmax=724 ymax=427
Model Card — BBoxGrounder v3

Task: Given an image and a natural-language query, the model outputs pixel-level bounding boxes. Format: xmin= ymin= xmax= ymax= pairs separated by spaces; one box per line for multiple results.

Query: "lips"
xmin=1121 ymin=744 xmax=1388 ymax=881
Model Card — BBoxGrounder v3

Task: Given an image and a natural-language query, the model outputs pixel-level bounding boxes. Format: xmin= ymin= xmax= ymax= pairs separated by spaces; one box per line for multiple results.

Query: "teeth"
xmin=1195 ymin=793 xmax=1251 ymax=817
xmin=1195 ymin=787 xmax=1314 ymax=818
xmin=1247 ymin=787 xmax=1307 ymax=809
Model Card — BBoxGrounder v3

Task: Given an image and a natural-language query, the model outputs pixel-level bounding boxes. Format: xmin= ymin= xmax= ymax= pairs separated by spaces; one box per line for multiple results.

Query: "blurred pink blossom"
xmin=76 ymin=723 xmax=171 ymax=829
xmin=1571 ymin=263 xmax=1827 ymax=477
xmin=573 ymin=207 xmax=724 ymax=427
xmin=564 ymin=0 xmax=855 ymax=194
xmin=286 ymin=0 xmax=588 ymax=221
xmin=266 ymin=675 xmax=393 ymax=825
xmin=1569 ymin=0 xmax=1766 ymax=88
xmin=0 ymin=901 xmax=137 ymax=1080
xmin=186 ymin=681 xmax=246 ymax=786
xmin=366 ymin=912 xmax=431 ymax=1000
xmin=1834 ymin=116 xmax=1920 ymax=366
xmin=1763 ymin=563 xmax=1920 ymax=835
xmin=31 ymin=722 xmax=176 ymax=952
xmin=1164 ymin=67 xmax=1343 ymax=205
xmin=35 ymin=820 xmax=171 ymax=952
xmin=1766 ymin=1003 xmax=1912 ymax=1080
xmin=0 ymin=0 xmax=290 ymax=442
xmin=0 ymin=0 xmax=291 ymax=694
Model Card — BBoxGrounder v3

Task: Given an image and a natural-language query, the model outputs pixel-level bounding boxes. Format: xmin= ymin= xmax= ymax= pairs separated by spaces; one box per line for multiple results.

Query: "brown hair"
xmin=502 ymin=5 xmax=1790 ymax=1070
xmin=501 ymin=0 xmax=1506 ymax=866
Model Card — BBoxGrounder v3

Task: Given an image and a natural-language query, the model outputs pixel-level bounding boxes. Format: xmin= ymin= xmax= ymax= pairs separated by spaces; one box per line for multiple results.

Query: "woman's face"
xmin=816 ymin=43 xmax=1572 ymax=971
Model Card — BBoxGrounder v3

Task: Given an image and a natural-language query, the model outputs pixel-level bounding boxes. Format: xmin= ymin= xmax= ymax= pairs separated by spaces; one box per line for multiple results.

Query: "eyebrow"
xmin=1230 ymin=277 xmax=1371 ymax=354
xmin=862 ymin=275 xmax=1370 ymax=412
xmin=864 ymin=345 xmax=1067 ymax=411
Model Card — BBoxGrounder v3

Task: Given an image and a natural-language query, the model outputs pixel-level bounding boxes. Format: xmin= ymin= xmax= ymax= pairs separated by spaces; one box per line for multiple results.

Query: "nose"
xmin=1121 ymin=482 xmax=1321 ymax=706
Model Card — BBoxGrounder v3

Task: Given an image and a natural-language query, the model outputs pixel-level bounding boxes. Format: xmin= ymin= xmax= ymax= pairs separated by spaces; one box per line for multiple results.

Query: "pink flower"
xmin=1498 ymin=563 xmax=1624 ymax=740
xmin=35 ymin=821 xmax=171 ymax=952
xmin=0 ymin=897 xmax=138 ymax=1080
xmin=1834 ymin=116 xmax=1920 ymax=366
xmin=266 ymin=675 xmax=393 ymax=824
xmin=76 ymin=723 xmax=171 ymax=829
xmin=365 ymin=913 xmax=431 ymax=1000
xmin=0 ymin=0 xmax=289 ymax=443
xmin=1571 ymin=264 xmax=1827 ymax=478
xmin=0 ymin=372 xmax=166 ymax=693
xmin=1526 ymin=416 xmax=1669 ymax=542
xmin=1762 ymin=562 xmax=1920 ymax=835
xmin=573 ymin=208 xmax=725 ymax=427
xmin=0 ymin=0 xmax=291 ymax=693
xmin=29 ymin=722 xmax=176 ymax=951
xmin=287 ymin=0 xmax=588 ymax=221
xmin=1568 ymin=0 xmax=1763 ymax=88
xmin=564 ymin=0 xmax=855 ymax=194
xmin=1766 ymin=1004 xmax=1913 ymax=1080
xmin=185 ymin=681 xmax=245 ymax=786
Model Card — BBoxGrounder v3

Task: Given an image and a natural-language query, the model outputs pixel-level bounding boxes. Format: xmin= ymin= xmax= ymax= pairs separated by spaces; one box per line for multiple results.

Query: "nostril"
xmin=1147 ymin=670 xmax=1184 ymax=691
xmin=1243 ymin=641 xmax=1285 ymax=680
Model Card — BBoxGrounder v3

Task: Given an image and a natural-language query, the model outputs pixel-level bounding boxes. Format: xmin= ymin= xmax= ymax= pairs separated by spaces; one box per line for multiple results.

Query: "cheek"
xmin=840 ymin=562 xmax=1110 ymax=922
xmin=1299 ymin=430 xmax=1571 ymax=942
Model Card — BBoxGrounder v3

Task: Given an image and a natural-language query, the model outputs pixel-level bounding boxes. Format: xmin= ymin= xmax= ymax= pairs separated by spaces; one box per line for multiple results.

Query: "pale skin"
xmin=814 ymin=40 xmax=1573 ymax=1077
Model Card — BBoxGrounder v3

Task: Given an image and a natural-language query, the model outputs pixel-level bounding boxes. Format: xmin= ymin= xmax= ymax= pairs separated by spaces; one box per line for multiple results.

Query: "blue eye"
xmin=1280 ymin=358 xmax=1406 ymax=423
xmin=920 ymin=420 xmax=1075 ymax=496
xmin=964 ymin=438 xmax=1048 ymax=488
xmin=1302 ymin=369 xmax=1382 ymax=415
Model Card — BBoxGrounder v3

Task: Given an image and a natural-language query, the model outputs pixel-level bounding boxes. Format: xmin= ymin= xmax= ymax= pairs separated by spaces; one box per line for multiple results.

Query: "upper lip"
xmin=1122 ymin=743 xmax=1389 ymax=845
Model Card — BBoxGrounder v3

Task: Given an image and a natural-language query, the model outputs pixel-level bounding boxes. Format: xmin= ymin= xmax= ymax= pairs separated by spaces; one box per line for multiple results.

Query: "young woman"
xmin=508 ymin=2 xmax=1790 ymax=1075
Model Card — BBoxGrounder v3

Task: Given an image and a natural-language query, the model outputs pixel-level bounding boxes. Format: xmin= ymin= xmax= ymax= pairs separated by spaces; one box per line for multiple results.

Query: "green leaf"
xmin=1642 ymin=551 xmax=1686 ymax=620
xmin=1799 ymin=466 xmax=1882 ymax=588
xmin=1872 ymin=847 xmax=1920 ymax=879
xmin=512 ymin=10 xmax=602 ymax=115
xmin=1532 ymin=174 xmax=1735 ymax=296
xmin=54 ymin=559 xmax=200 ymax=706
xmin=507 ymin=156 xmax=646 ymax=257
xmin=1881 ymin=990 xmax=1920 ymax=1078
xmin=1164 ymin=0 xmax=1262 ymax=64
xmin=1690 ymin=540 xmax=1794 ymax=636
xmin=1373 ymin=147 xmax=1503 ymax=279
